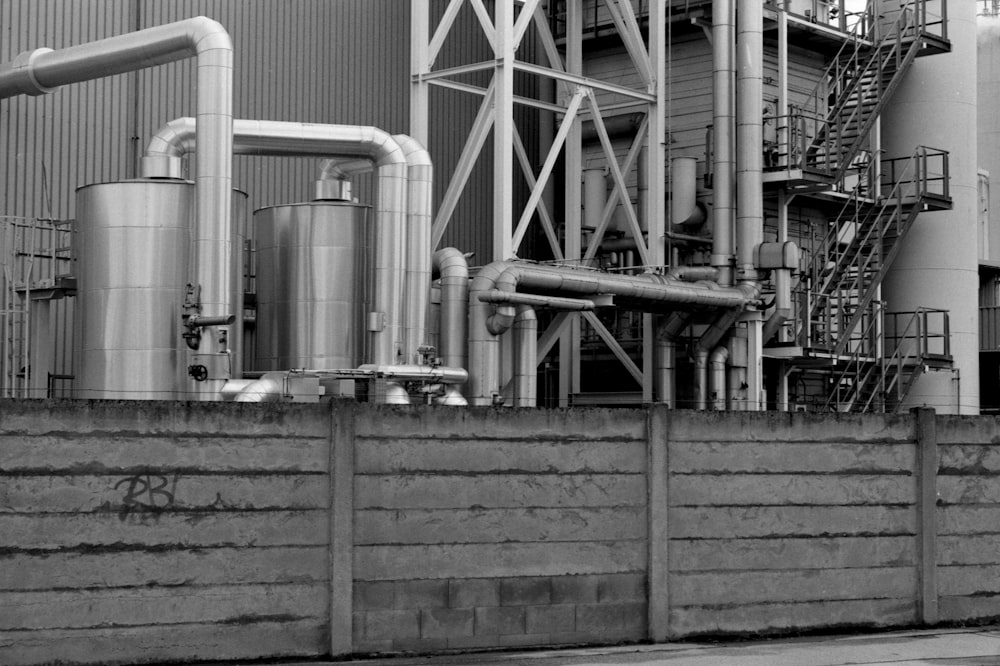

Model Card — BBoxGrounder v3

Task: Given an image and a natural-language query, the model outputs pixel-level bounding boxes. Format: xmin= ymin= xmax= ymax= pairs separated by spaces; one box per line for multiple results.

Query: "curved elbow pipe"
xmin=142 ymin=117 xmax=410 ymax=367
xmin=432 ymin=248 xmax=470 ymax=370
xmin=672 ymin=156 xmax=706 ymax=227
xmin=0 ymin=18 xmax=236 ymax=398
xmin=232 ymin=372 xmax=285 ymax=403
xmin=393 ymin=134 xmax=434 ymax=364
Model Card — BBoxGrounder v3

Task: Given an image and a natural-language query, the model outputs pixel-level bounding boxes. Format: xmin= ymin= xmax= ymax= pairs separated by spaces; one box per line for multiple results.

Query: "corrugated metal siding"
xmin=1 ymin=1 xmax=419 ymax=218
xmin=0 ymin=0 xmax=135 ymax=221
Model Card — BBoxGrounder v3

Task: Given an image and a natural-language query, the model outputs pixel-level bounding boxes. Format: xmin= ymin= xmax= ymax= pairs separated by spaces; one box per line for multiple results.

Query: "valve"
xmin=188 ymin=364 xmax=209 ymax=382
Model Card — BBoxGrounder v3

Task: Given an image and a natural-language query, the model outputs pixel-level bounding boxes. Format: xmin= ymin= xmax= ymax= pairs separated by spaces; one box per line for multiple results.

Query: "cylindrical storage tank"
xmin=253 ymin=201 xmax=371 ymax=374
xmin=881 ymin=0 xmax=978 ymax=414
xmin=74 ymin=180 xmax=192 ymax=399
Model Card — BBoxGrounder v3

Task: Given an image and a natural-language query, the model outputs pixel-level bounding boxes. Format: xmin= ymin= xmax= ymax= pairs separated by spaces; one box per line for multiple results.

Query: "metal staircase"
xmin=777 ymin=0 xmax=949 ymax=185
xmin=824 ymin=308 xmax=952 ymax=412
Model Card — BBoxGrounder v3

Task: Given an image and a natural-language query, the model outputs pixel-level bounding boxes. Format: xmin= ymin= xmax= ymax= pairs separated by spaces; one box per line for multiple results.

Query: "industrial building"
xmin=8 ymin=3 xmax=1000 ymax=664
xmin=0 ymin=1 xmax=993 ymax=415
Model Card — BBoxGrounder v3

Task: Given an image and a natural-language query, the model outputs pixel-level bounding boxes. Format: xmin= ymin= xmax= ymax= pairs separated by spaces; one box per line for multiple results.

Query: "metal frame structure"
xmin=410 ymin=0 xmax=666 ymax=404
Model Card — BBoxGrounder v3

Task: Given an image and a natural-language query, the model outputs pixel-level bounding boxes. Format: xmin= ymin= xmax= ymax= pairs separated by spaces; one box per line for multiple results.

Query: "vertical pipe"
xmin=712 ymin=0 xmax=736 ymax=286
xmin=728 ymin=325 xmax=749 ymax=409
xmin=671 ymin=156 xmax=704 ymax=226
xmin=655 ymin=311 xmax=692 ymax=407
xmin=583 ymin=167 xmax=607 ymax=234
xmin=694 ymin=348 xmax=710 ymax=410
xmin=736 ymin=0 xmax=764 ymax=281
xmin=394 ymin=134 xmax=434 ymax=363
xmin=432 ymin=248 xmax=469 ymax=370
xmin=513 ymin=305 xmax=537 ymax=407
xmin=709 ymin=345 xmax=730 ymax=410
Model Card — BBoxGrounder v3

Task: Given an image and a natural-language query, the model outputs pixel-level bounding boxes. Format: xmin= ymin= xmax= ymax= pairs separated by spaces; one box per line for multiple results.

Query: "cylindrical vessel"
xmin=253 ymin=201 xmax=371 ymax=372
xmin=882 ymin=0 xmax=978 ymax=414
xmin=74 ymin=180 xmax=192 ymax=399
xmin=74 ymin=180 xmax=248 ymax=399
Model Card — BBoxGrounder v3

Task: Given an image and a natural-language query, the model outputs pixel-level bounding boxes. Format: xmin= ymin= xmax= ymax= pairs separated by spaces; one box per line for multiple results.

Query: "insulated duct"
xmin=432 ymin=248 xmax=470 ymax=370
xmin=318 ymin=135 xmax=435 ymax=363
xmin=671 ymin=157 xmax=706 ymax=227
xmin=710 ymin=346 xmax=730 ymax=410
xmin=655 ymin=312 xmax=693 ymax=408
xmin=712 ymin=0 xmax=736 ymax=286
xmin=143 ymin=118 xmax=413 ymax=367
xmin=0 ymin=17 xmax=235 ymax=398
xmin=513 ymin=306 xmax=538 ymax=407
xmin=736 ymin=0 xmax=764 ymax=282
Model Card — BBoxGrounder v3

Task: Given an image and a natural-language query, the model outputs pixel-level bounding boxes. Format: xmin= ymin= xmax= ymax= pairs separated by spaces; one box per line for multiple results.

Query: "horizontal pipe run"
xmin=477 ymin=290 xmax=596 ymax=311
xmin=356 ymin=364 xmax=468 ymax=384
xmin=468 ymin=260 xmax=758 ymax=405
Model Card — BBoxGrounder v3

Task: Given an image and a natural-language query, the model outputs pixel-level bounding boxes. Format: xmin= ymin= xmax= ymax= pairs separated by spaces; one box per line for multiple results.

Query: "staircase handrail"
xmin=821 ymin=298 xmax=883 ymax=411
xmin=882 ymin=307 xmax=951 ymax=409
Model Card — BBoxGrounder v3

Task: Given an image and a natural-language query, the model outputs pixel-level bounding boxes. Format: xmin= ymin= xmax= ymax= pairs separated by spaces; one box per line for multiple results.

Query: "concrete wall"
xmin=0 ymin=401 xmax=333 ymax=664
xmin=351 ymin=408 xmax=649 ymax=651
xmin=3 ymin=401 xmax=1000 ymax=665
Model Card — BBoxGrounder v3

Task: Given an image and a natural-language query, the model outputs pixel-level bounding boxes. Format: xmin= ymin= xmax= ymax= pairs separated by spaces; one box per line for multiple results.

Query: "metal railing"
xmin=981 ymin=0 xmax=1000 ymax=17
xmin=824 ymin=307 xmax=950 ymax=412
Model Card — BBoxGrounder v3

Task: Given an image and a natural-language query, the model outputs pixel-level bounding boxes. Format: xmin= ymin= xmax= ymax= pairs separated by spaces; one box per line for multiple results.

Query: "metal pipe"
xmin=468 ymin=260 xmax=759 ymax=404
xmin=672 ymin=157 xmax=706 ymax=227
xmin=494 ymin=264 xmax=758 ymax=310
xmin=583 ymin=168 xmax=607 ymax=232
xmin=694 ymin=348 xmax=710 ymax=410
xmin=315 ymin=157 xmax=370 ymax=200
xmin=356 ymin=363 xmax=469 ymax=384
xmin=393 ymin=134 xmax=434 ymax=364
xmin=432 ymin=248 xmax=469 ymax=370
xmin=316 ymin=136 xmax=435 ymax=364
xmin=142 ymin=118 xmax=409 ymax=367
xmin=763 ymin=269 xmax=792 ymax=343
xmin=477 ymin=290 xmax=596 ymax=311
xmin=736 ymin=0 xmax=764 ymax=282
xmin=232 ymin=372 xmax=285 ymax=403
xmin=0 ymin=18 xmax=235 ymax=398
xmin=728 ymin=325 xmax=749 ymax=410
xmin=709 ymin=346 xmax=730 ymax=410
xmin=712 ymin=0 xmax=736 ymax=286
xmin=513 ymin=306 xmax=538 ymax=407
xmin=668 ymin=266 xmax=720 ymax=282
xmin=655 ymin=312 xmax=693 ymax=408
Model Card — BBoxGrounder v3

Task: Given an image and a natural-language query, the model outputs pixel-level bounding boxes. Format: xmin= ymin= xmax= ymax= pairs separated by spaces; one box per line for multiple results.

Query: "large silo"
xmin=881 ymin=0 xmax=980 ymax=414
